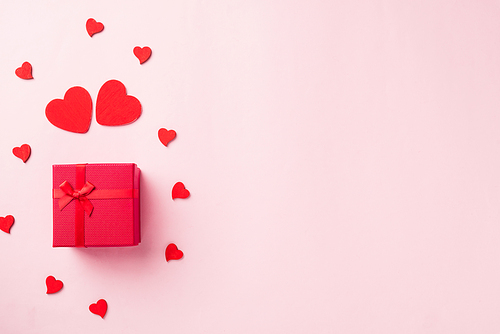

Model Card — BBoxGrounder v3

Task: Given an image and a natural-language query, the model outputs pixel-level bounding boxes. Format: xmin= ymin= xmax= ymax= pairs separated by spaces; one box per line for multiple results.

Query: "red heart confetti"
xmin=158 ymin=128 xmax=176 ymax=147
xmin=86 ymin=18 xmax=104 ymax=37
xmin=89 ymin=299 xmax=107 ymax=319
xmin=96 ymin=79 xmax=142 ymax=126
xmin=46 ymin=276 xmax=63 ymax=294
xmin=0 ymin=215 xmax=14 ymax=234
xmin=12 ymin=144 xmax=31 ymax=163
xmin=133 ymin=46 xmax=152 ymax=64
xmin=172 ymin=182 xmax=190 ymax=200
xmin=15 ymin=62 xmax=33 ymax=79
xmin=165 ymin=243 xmax=184 ymax=262
xmin=45 ymin=86 xmax=92 ymax=133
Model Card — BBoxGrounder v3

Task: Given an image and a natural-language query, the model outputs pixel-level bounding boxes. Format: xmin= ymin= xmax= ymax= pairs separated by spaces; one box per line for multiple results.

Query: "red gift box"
xmin=52 ymin=163 xmax=140 ymax=247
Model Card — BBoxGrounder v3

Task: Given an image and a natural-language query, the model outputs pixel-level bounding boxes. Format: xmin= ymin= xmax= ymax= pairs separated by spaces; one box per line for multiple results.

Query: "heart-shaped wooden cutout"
xmin=46 ymin=276 xmax=63 ymax=294
xmin=15 ymin=62 xmax=33 ymax=79
xmin=96 ymin=80 xmax=141 ymax=126
xmin=45 ymin=86 xmax=92 ymax=133
xmin=165 ymin=243 xmax=184 ymax=262
xmin=89 ymin=299 xmax=107 ymax=319
xmin=158 ymin=128 xmax=176 ymax=147
xmin=12 ymin=144 xmax=31 ymax=163
xmin=86 ymin=18 xmax=104 ymax=37
xmin=0 ymin=215 xmax=14 ymax=234
xmin=133 ymin=46 xmax=151 ymax=64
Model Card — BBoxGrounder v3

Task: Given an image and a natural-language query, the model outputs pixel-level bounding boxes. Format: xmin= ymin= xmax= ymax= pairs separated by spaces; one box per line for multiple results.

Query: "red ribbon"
xmin=58 ymin=180 xmax=95 ymax=216
xmin=52 ymin=164 xmax=138 ymax=247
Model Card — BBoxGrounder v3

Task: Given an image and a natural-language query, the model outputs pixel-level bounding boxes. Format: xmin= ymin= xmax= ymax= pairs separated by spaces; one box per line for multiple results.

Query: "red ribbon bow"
xmin=58 ymin=180 xmax=95 ymax=216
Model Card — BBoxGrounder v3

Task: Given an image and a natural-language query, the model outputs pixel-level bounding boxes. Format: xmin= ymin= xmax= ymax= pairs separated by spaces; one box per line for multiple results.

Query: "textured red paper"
xmin=0 ymin=215 xmax=14 ymax=234
xmin=52 ymin=163 xmax=141 ymax=247
xmin=15 ymin=62 xmax=33 ymax=79
xmin=158 ymin=128 xmax=176 ymax=147
xmin=96 ymin=80 xmax=141 ymax=126
xmin=46 ymin=276 xmax=63 ymax=294
xmin=12 ymin=144 xmax=31 ymax=163
xmin=165 ymin=243 xmax=184 ymax=262
xmin=86 ymin=18 xmax=104 ymax=37
xmin=89 ymin=299 xmax=107 ymax=318
xmin=45 ymin=87 xmax=92 ymax=133
xmin=133 ymin=46 xmax=151 ymax=64
xmin=172 ymin=182 xmax=190 ymax=199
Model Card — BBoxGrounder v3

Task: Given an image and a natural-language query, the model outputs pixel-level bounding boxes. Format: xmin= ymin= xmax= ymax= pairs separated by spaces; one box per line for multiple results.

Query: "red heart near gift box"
xmin=15 ymin=62 xmax=33 ymax=79
xmin=165 ymin=243 xmax=184 ymax=262
xmin=96 ymin=80 xmax=142 ymax=126
xmin=133 ymin=46 xmax=152 ymax=64
xmin=158 ymin=128 xmax=176 ymax=147
xmin=172 ymin=182 xmax=190 ymax=199
xmin=12 ymin=144 xmax=31 ymax=163
xmin=45 ymin=276 xmax=63 ymax=294
xmin=0 ymin=215 xmax=15 ymax=234
xmin=45 ymin=87 xmax=92 ymax=133
xmin=86 ymin=18 xmax=104 ymax=37
xmin=89 ymin=299 xmax=107 ymax=318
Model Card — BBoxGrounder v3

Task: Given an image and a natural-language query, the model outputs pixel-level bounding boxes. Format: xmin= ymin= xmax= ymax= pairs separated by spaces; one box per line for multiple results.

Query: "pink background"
xmin=1 ymin=0 xmax=500 ymax=333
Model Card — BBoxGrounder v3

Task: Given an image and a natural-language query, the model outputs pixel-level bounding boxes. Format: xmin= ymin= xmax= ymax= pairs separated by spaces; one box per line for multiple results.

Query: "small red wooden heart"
xmin=89 ymin=299 xmax=107 ymax=319
xmin=15 ymin=62 xmax=33 ymax=79
xmin=172 ymin=182 xmax=190 ymax=199
xmin=165 ymin=243 xmax=184 ymax=262
xmin=133 ymin=46 xmax=152 ymax=64
xmin=96 ymin=80 xmax=142 ymax=126
xmin=0 ymin=215 xmax=14 ymax=234
xmin=86 ymin=18 xmax=104 ymax=37
xmin=46 ymin=276 xmax=63 ymax=294
xmin=158 ymin=128 xmax=176 ymax=147
xmin=45 ymin=86 xmax=92 ymax=133
xmin=12 ymin=144 xmax=31 ymax=163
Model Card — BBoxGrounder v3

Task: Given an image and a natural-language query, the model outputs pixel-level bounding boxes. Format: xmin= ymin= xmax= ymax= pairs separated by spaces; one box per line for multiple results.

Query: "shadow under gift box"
xmin=52 ymin=163 xmax=140 ymax=247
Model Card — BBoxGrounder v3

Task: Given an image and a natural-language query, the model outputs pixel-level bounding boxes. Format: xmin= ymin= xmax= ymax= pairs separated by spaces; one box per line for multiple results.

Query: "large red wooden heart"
xmin=165 ymin=243 xmax=184 ymax=262
xmin=158 ymin=128 xmax=176 ymax=147
xmin=133 ymin=46 xmax=151 ymax=64
xmin=15 ymin=62 xmax=33 ymax=79
xmin=0 ymin=215 xmax=14 ymax=234
xmin=96 ymin=80 xmax=142 ymax=126
xmin=12 ymin=144 xmax=31 ymax=163
xmin=86 ymin=18 xmax=104 ymax=37
xmin=172 ymin=182 xmax=190 ymax=199
xmin=46 ymin=276 xmax=64 ymax=294
xmin=45 ymin=86 xmax=92 ymax=133
xmin=89 ymin=299 xmax=107 ymax=318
